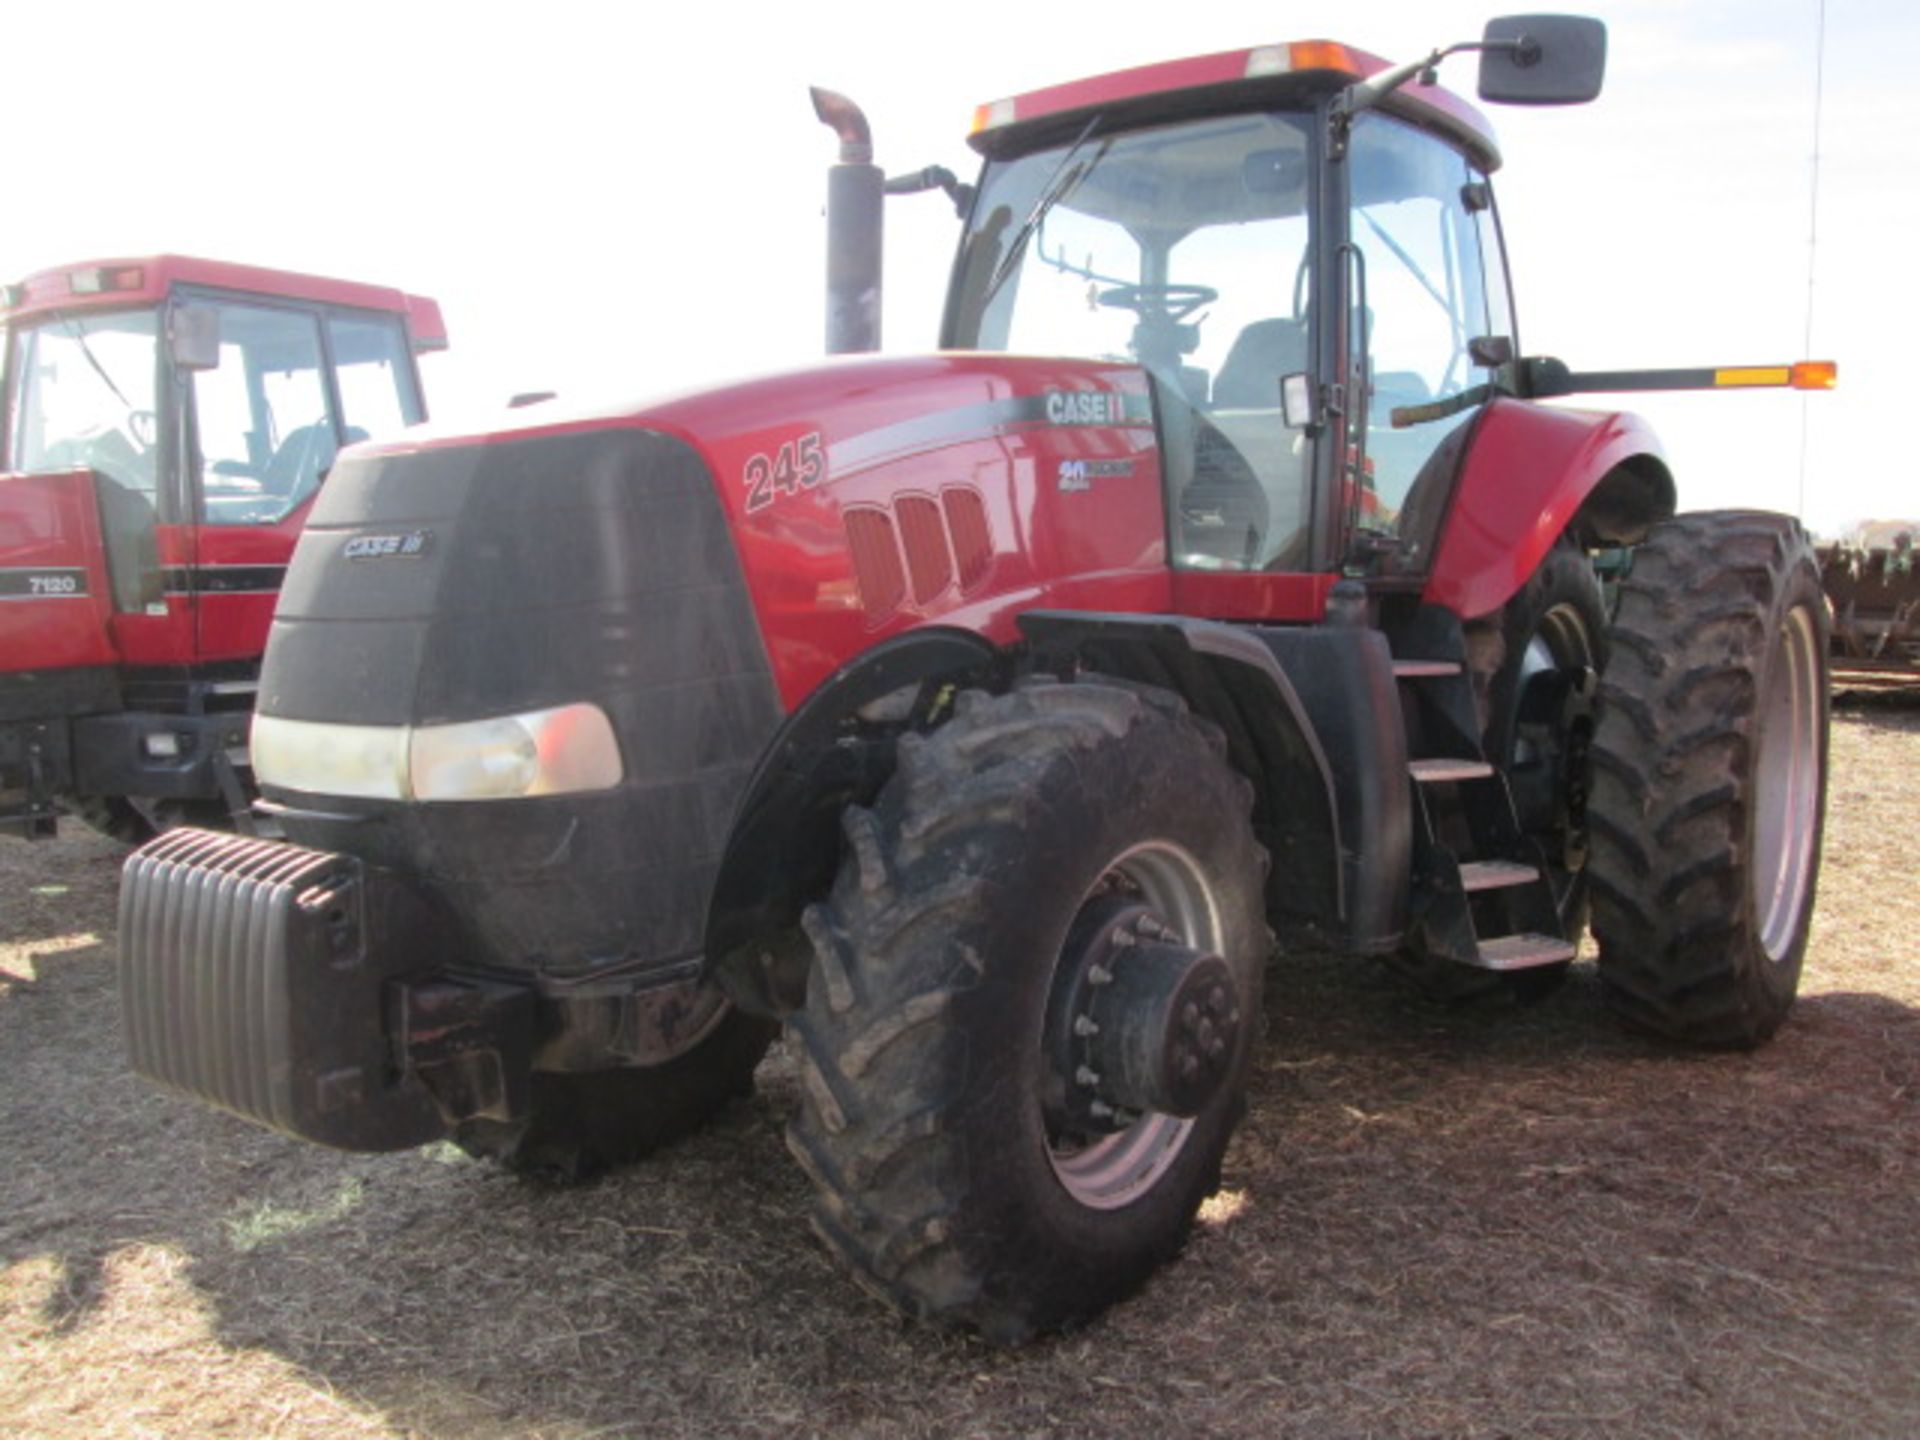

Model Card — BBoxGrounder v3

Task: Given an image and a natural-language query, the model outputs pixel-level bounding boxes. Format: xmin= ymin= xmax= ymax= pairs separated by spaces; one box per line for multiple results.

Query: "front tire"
xmin=66 ymin=795 xmax=157 ymax=845
xmin=786 ymin=680 xmax=1268 ymax=1342
xmin=1587 ymin=512 xmax=1829 ymax=1047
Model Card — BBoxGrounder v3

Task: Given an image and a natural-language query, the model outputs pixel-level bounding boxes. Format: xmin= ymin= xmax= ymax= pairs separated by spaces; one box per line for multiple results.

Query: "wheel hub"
xmin=1043 ymin=895 xmax=1241 ymax=1134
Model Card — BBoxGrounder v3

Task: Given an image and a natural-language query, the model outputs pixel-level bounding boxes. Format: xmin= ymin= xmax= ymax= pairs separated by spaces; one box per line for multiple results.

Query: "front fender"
xmin=1425 ymin=398 xmax=1673 ymax=619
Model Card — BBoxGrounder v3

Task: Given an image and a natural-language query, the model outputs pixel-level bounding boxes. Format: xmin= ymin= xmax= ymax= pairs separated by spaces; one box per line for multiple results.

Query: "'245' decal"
xmin=743 ymin=431 xmax=826 ymax=514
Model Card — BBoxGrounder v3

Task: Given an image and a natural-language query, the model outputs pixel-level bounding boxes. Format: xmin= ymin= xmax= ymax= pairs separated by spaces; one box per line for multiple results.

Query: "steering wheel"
xmin=1097 ymin=283 xmax=1218 ymax=323
xmin=126 ymin=410 xmax=158 ymax=450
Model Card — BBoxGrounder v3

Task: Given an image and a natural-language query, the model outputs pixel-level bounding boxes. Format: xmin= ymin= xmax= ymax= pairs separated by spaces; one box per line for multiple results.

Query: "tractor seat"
xmin=1211 ymin=318 xmax=1309 ymax=410
xmin=259 ymin=423 xmax=363 ymax=509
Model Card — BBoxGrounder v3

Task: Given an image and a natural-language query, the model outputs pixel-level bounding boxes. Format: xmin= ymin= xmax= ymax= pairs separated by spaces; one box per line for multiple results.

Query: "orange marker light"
xmin=1288 ymin=41 xmax=1361 ymax=76
xmin=1790 ymin=360 xmax=1838 ymax=390
xmin=972 ymin=99 xmax=1016 ymax=134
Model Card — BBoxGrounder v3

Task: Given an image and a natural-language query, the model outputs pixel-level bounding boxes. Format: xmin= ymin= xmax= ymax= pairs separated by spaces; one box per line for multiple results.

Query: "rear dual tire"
xmin=1587 ymin=512 xmax=1829 ymax=1047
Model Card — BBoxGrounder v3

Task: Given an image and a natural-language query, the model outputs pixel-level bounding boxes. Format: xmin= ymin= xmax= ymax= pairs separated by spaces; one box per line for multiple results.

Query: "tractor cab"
xmin=0 ymin=256 xmax=444 ymax=837
xmin=945 ymin=38 xmax=1545 ymax=588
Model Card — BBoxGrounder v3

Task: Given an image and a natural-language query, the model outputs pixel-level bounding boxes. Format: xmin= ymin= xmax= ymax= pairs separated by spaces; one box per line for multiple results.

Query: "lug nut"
xmin=1088 ymin=964 xmax=1113 ymax=986
xmin=1207 ymin=1036 xmax=1225 ymax=1060
xmin=1075 ymin=1066 xmax=1101 ymax=1088
xmin=1208 ymin=984 xmax=1231 ymax=1015
xmin=1089 ymin=1100 xmax=1115 ymax=1120
xmin=1182 ymin=1000 xmax=1200 ymax=1028
xmin=1073 ymin=1015 xmax=1100 ymax=1037
xmin=1110 ymin=928 xmax=1136 ymax=948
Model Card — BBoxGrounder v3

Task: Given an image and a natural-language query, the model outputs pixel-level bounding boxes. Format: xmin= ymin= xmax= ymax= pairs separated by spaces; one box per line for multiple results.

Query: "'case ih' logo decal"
xmin=343 ymin=530 xmax=433 ymax=560
xmin=0 ymin=567 xmax=88 ymax=600
xmin=1044 ymin=390 xmax=1127 ymax=425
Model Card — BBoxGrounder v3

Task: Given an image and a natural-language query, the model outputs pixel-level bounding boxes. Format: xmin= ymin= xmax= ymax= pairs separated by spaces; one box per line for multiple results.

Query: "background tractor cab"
xmin=0 ymin=256 xmax=444 ymax=839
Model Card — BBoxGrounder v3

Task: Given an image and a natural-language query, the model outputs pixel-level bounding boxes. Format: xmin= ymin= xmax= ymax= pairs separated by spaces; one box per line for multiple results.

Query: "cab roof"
xmin=0 ymin=255 xmax=447 ymax=351
xmin=970 ymin=39 xmax=1501 ymax=172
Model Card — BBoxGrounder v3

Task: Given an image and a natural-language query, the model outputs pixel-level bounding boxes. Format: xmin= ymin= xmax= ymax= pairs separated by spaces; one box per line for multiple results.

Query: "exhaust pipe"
xmin=812 ymin=87 xmax=883 ymax=355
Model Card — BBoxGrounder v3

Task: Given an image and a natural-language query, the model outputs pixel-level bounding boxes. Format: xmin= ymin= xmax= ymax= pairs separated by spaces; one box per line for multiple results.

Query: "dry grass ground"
xmin=3 ymin=705 xmax=1917 ymax=1439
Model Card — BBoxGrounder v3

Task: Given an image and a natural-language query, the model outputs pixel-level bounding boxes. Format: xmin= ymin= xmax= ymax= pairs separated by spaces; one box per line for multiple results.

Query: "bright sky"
xmin=9 ymin=0 xmax=1914 ymax=538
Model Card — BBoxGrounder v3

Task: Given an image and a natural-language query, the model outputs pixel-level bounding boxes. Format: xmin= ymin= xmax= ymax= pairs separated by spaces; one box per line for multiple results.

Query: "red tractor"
xmin=119 ymin=18 xmax=1834 ymax=1342
xmin=0 ymin=256 xmax=444 ymax=841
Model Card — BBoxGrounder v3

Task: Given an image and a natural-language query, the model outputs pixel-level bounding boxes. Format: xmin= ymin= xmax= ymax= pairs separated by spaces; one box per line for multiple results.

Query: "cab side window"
xmin=190 ymin=304 xmax=332 ymax=525
xmin=1346 ymin=116 xmax=1494 ymax=563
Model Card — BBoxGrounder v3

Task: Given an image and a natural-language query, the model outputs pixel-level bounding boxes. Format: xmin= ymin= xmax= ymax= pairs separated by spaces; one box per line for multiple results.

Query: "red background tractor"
xmin=0 ymin=256 xmax=442 ymax=839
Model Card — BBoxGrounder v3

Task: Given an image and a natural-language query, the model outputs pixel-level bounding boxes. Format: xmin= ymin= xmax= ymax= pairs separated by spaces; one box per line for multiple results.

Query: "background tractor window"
xmin=190 ymin=304 xmax=335 ymax=526
xmin=6 ymin=312 xmax=161 ymax=502
xmin=327 ymin=313 xmax=423 ymax=438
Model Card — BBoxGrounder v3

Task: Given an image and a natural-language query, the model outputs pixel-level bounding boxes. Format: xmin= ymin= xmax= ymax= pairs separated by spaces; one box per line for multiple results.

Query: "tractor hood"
xmin=256 ymin=350 xmax=1163 ymax=974
xmin=324 ymin=352 xmax=1164 ymax=711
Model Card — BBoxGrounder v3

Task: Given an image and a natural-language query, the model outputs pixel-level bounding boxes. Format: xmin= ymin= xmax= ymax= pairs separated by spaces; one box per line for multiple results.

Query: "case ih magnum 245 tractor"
xmin=0 ymin=256 xmax=443 ymax=841
xmin=119 ymin=18 xmax=1834 ymax=1341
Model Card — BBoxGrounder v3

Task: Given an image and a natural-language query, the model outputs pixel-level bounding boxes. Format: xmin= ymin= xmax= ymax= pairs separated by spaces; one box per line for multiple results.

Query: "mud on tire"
xmin=785 ymin=678 xmax=1268 ymax=1343
xmin=1587 ymin=511 xmax=1829 ymax=1047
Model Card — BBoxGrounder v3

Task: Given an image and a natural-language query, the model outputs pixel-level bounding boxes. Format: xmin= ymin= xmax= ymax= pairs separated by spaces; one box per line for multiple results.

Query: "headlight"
xmin=251 ymin=715 xmax=408 ymax=800
xmin=251 ymin=704 xmax=623 ymax=803
xmin=411 ymin=705 xmax=623 ymax=801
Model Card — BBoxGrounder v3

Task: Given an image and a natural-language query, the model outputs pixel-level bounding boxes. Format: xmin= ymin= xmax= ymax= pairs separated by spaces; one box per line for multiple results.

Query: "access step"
xmin=1409 ymin=757 xmax=1494 ymax=783
xmin=1392 ymin=659 xmax=1463 ymax=678
xmin=1473 ymin=933 xmax=1578 ymax=971
xmin=1458 ymin=859 xmax=1540 ymax=893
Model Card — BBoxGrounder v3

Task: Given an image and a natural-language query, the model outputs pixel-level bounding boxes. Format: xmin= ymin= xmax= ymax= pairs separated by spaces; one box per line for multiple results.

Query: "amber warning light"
xmin=1713 ymin=361 xmax=1839 ymax=391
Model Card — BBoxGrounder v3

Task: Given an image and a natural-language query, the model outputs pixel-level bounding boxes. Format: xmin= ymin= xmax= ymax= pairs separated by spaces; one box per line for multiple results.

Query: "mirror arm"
xmin=1329 ymin=38 xmax=1526 ymax=154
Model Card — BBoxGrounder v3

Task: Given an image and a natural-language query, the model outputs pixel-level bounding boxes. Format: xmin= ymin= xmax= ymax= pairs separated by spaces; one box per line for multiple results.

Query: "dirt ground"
xmin=3 ymin=705 xmax=1917 ymax=1440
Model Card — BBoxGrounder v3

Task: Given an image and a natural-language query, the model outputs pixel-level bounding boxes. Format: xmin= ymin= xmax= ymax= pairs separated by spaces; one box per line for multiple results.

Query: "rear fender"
xmin=1425 ymin=398 xmax=1674 ymax=620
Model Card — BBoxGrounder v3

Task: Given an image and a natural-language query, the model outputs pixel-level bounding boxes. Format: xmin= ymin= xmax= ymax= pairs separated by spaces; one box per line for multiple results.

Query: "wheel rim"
xmin=1044 ymin=840 xmax=1220 ymax=1211
xmin=1753 ymin=604 xmax=1823 ymax=961
xmin=1513 ymin=601 xmax=1598 ymax=763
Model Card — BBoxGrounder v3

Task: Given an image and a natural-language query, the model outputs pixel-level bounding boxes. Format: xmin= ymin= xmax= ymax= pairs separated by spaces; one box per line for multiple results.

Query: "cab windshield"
xmin=948 ymin=111 xmax=1318 ymax=571
xmin=5 ymin=310 xmax=161 ymax=502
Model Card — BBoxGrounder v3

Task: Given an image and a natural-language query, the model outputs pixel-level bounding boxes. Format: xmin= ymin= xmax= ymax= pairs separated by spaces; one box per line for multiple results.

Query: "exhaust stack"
xmin=812 ymin=87 xmax=883 ymax=355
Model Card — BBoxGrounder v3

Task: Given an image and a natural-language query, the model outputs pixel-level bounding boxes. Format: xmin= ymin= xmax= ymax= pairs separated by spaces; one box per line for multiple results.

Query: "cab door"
xmin=1342 ymin=114 xmax=1504 ymax=576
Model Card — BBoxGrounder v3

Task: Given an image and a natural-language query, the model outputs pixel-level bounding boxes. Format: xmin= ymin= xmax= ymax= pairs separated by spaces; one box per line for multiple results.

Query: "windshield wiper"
xmin=49 ymin=309 xmax=137 ymax=414
xmin=979 ymin=116 xmax=1109 ymax=312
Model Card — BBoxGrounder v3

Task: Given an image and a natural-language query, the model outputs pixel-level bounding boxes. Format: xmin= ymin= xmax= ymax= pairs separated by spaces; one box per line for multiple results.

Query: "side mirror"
xmin=169 ymin=304 xmax=220 ymax=372
xmin=1478 ymin=15 xmax=1607 ymax=105
xmin=1469 ymin=335 xmax=1514 ymax=368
